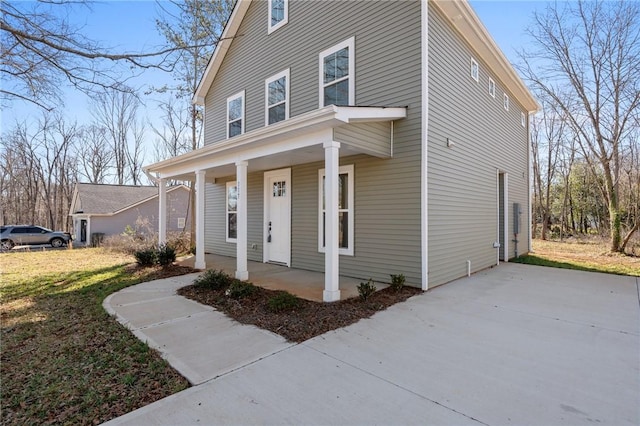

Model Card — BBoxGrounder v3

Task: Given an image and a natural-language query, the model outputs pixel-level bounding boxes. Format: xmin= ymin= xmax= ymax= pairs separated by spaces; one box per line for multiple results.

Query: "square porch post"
xmin=158 ymin=178 xmax=167 ymax=245
xmin=235 ymin=161 xmax=249 ymax=280
xmin=323 ymin=141 xmax=341 ymax=302
xmin=194 ymin=170 xmax=206 ymax=270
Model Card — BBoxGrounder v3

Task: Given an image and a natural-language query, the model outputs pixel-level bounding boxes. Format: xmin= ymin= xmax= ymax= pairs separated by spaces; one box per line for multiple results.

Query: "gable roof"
xmin=71 ymin=183 xmax=159 ymax=215
xmin=193 ymin=0 xmax=538 ymax=112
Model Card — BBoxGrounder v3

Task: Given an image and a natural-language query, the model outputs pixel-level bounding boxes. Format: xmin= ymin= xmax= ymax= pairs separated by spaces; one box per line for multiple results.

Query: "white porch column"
xmin=194 ymin=170 xmax=206 ymax=270
xmin=323 ymin=141 xmax=341 ymax=302
xmin=235 ymin=161 xmax=249 ymax=280
xmin=158 ymin=178 xmax=167 ymax=245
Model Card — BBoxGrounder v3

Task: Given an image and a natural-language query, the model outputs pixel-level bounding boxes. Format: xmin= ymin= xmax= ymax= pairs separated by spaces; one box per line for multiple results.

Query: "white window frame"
xmin=268 ymin=0 xmax=288 ymax=34
xmin=177 ymin=217 xmax=186 ymax=229
xmin=488 ymin=78 xmax=496 ymax=98
xmin=503 ymin=93 xmax=510 ymax=111
xmin=265 ymin=69 xmax=290 ymax=126
xmin=470 ymin=58 xmax=479 ymax=82
xmin=521 ymin=112 xmax=526 ymax=127
xmin=226 ymin=90 xmax=245 ymax=139
xmin=319 ymin=37 xmax=355 ymax=107
xmin=226 ymin=181 xmax=237 ymax=243
xmin=318 ymin=164 xmax=354 ymax=256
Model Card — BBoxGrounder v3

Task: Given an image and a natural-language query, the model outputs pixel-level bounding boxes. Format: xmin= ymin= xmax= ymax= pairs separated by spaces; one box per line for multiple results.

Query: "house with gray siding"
xmin=69 ymin=183 xmax=191 ymax=245
xmin=145 ymin=0 xmax=538 ymax=301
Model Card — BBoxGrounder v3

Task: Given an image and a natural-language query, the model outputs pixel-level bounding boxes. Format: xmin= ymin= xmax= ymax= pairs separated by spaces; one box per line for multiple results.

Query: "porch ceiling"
xmin=144 ymin=105 xmax=406 ymax=182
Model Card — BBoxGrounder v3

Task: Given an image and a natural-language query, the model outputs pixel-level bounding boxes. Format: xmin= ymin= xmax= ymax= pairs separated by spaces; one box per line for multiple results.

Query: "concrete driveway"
xmin=105 ymin=264 xmax=639 ymax=425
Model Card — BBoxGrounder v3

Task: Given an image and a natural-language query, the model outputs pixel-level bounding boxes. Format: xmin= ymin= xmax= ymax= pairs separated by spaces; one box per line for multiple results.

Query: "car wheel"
xmin=1 ymin=240 xmax=15 ymax=250
xmin=50 ymin=238 xmax=65 ymax=248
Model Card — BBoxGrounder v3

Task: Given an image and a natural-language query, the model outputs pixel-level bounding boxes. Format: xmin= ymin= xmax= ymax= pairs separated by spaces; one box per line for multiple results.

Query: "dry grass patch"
xmin=1 ymin=248 xmax=192 ymax=425
xmin=514 ymin=238 xmax=640 ymax=276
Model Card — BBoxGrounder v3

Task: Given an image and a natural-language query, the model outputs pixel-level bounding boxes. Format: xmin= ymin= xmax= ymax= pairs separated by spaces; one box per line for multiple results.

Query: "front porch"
xmin=179 ymin=254 xmax=384 ymax=302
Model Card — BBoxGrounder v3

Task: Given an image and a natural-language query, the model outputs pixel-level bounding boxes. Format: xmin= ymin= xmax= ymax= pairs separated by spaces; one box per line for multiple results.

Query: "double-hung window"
xmin=503 ymin=93 xmax=510 ymax=111
xmin=227 ymin=91 xmax=245 ymax=138
xmin=488 ymin=78 xmax=496 ymax=98
xmin=318 ymin=164 xmax=354 ymax=256
xmin=470 ymin=58 xmax=479 ymax=82
xmin=226 ymin=181 xmax=237 ymax=242
xmin=319 ymin=37 xmax=354 ymax=107
xmin=268 ymin=0 xmax=288 ymax=33
xmin=265 ymin=69 xmax=289 ymax=125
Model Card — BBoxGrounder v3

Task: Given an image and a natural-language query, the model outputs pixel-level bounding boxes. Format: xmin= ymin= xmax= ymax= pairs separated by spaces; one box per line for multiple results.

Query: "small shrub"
xmin=357 ymin=278 xmax=377 ymax=301
xmin=156 ymin=243 xmax=177 ymax=266
xmin=134 ymin=248 xmax=157 ymax=266
xmin=193 ymin=269 xmax=234 ymax=290
xmin=390 ymin=274 xmax=405 ymax=292
xmin=225 ymin=281 xmax=257 ymax=299
xmin=267 ymin=292 xmax=300 ymax=313
xmin=166 ymin=232 xmax=191 ymax=256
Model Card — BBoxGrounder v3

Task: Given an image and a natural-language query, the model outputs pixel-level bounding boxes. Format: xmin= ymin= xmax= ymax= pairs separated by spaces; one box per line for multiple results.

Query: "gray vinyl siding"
xmin=333 ymin=122 xmax=392 ymax=157
xmin=427 ymin=3 xmax=530 ymax=287
xmin=202 ymin=0 xmax=424 ymax=287
xmin=205 ymin=175 xmax=264 ymax=262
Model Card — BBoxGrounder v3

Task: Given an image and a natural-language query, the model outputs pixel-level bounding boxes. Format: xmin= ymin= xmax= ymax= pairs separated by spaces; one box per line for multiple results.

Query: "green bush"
xmin=193 ymin=269 xmax=234 ymax=290
xmin=156 ymin=244 xmax=176 ymax=266
xmin=226 ymin=281 xmax=257 ymax=299
xmin=357 ymin=279 xmax=377 ymax=301
xmin=390 ymin=274 xmax=405 ymax=292
xmin=267 ymin=292 xmax=300 ymax=312
xmin=134 ymin=248 xmax=156 ymax=266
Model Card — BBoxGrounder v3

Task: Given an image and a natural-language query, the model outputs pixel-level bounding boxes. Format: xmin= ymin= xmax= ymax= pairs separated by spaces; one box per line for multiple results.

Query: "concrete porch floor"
xmin=178 ymin=254 xmax=385 ymax=302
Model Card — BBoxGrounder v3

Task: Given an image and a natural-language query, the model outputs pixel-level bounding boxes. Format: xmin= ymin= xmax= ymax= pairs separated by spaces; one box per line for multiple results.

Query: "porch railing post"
xmin=158 ymin=178 xmax=167 ymax=245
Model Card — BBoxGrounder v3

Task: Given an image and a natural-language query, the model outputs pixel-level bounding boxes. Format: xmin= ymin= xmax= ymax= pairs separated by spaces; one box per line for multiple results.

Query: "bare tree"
xmin=519 ymin=0 xmax=640 ymax=252
xmin=1 ymin=0 xmax=186 ymax=111
xmin=90 ymin=86 xmax=144 ymax=185
xmin=77 ymin=125 xmax=113 ymax=184
xmin=151 ymin=97 xmax=190 ymax=162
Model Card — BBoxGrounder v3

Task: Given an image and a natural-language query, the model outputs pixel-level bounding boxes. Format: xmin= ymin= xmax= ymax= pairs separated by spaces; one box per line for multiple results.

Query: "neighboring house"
xmin=68 ymin=183 xmax=191 ymax=245
xmin=145 ymin=0 xmax=538 ymax=301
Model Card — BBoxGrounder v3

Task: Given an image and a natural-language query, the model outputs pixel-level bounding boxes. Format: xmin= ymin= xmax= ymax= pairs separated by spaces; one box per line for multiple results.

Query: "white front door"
xmin=264 ymin=168 xmax=291 ymax=266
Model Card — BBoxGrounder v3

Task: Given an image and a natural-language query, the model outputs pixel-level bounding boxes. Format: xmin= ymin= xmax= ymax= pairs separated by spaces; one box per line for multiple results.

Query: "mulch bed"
xmin=178 ymin=284 xmax=422 ymax=343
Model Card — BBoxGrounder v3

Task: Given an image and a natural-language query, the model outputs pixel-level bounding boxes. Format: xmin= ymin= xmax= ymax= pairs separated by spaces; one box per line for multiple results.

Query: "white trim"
xmin=194 ymin=170 xmax=206 ymax=269
xmin=521 ymin=111 xmax=526 ymax=127
xmin=227 ymin=90 xmax=245 ymax=139
xmin=265 ymin=69 xmax=290 ymax=126
xmin=489 ymin=78 xmax=496 ymax=98
xmin=318 ymin=164 xmax=354 ymax=256
xmin=421 ymin=0 xmax=429 ymax=291
xmin=263 ymin=168 xmax=291 ymax=266
xmin=158 ymin=178 xmax=167 ymax=245
xmin=235 ymin=161 xmax=249 ymax=280
xmin=268 ymin=0 xmax=288 ymax=34
xmin=323 ymin=141 xmax=341 ymax=302
xmin=504 ymin=173 xmax=509 ymax=262
xmin=503 ymin=93 xmax=510 ymax=111
xmin=146 ymin=106 xmax=406 ymax=178
xmin=319 ymin=37 xmax=355 ymax=107
xmin=177 ymin=217 xmax=186 ymax=229
xmin=225 ymin=180 xmax=237 ymax=243
xmin=470 ymin=58 xmax=479 ymax=82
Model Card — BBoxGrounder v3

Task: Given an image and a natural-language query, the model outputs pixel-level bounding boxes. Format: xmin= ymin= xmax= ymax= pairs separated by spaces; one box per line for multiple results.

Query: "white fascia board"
xmin=334 ymin=106 xmax=407 ymax=123
xmin=431 ymin=0 xmax=539 ymax=112
xmin=193 ymin=0 xmax=252 ymax=105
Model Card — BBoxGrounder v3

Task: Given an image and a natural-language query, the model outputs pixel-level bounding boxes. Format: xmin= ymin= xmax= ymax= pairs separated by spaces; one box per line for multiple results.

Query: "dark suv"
xmin=0 ymin=225 xmax=72 ymax=250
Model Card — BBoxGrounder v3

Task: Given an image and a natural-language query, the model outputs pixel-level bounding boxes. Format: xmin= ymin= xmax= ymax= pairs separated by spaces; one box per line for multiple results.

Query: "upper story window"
xmin=503 ymin=93 xmax=510 ymax=111
xmin=319 ymin=37 xmax=355 ymax=107
xmin=227 ymin=91 xmax=245 ymax=138
xmin=268 ymin=0 xmax=288 ymax=33
xmin=265 ymin=69 xmax=290 ymax=125
xmin=521 ymin=112 xmax=526 ymax=127
xmin=488 ymin=78 xmax=496 ymax=98
xmin=470 ymin=58 xmax=479 ymax=82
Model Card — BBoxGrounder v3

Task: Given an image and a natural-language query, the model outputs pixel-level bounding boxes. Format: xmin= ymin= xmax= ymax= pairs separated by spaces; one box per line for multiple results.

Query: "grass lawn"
xmin=0 ymin=248 xmax=191 ymax=425
xmin=514 ymin=238 xmax=640 ymax=276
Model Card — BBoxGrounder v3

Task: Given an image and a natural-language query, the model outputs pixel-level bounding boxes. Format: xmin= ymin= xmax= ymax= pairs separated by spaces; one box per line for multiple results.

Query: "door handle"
xmin=267 ymin=221 xmax=272 ymax=243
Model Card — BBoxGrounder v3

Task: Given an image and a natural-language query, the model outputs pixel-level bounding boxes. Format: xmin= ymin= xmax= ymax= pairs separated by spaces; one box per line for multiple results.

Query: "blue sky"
xmin=3 ymin=0 xmax=547 ymax=157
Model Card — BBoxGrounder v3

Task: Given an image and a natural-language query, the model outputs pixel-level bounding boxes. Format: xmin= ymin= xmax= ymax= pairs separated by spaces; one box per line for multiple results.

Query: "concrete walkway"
xmin=103 ymin=264 xmax=639 ymax=425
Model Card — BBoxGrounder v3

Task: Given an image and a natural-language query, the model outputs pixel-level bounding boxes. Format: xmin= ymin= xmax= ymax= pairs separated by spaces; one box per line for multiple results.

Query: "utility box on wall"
xmin=513 ymin=203 xmax=521 ymax=235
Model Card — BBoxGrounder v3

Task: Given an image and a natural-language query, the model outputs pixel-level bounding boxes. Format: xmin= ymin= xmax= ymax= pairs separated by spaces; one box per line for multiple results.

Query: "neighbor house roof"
xmin=193 ymin=0 xmax=538 ymax=112
xmin=69 ymin=184 xmax=191 ymax=217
